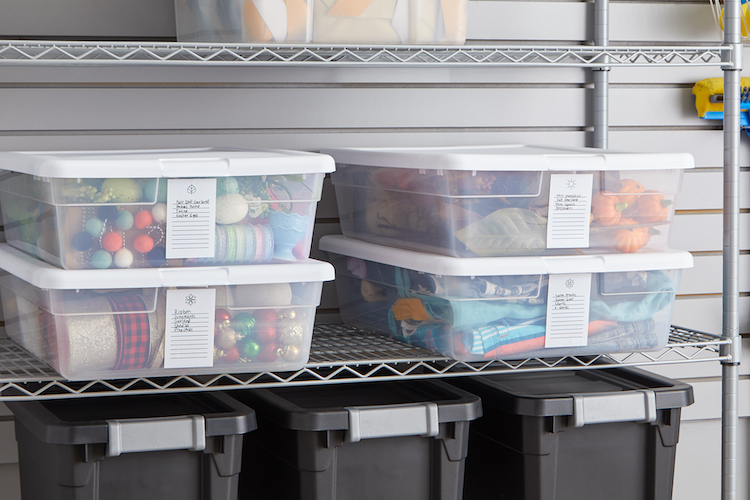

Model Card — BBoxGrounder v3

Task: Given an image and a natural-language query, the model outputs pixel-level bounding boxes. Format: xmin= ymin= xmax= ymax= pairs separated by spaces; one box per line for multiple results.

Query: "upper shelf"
xmin=0 ymin=40 xmax=732 ymax=67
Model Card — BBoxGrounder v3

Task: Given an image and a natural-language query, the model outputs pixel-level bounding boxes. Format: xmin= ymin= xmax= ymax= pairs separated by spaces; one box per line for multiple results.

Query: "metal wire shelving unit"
xmin=0 ymin=324 xmax=730 ymax=400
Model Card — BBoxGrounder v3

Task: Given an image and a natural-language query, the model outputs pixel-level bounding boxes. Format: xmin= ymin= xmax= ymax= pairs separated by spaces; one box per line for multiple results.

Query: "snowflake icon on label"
xmin=187 ymin=184 xmax=197 ymax=195
xmin=185 ymin=293 xmax=197 ymax=306
xmin=566 ymin=178 xmax=577 ymax=190
xmin=565 ymin=278 xmax=575 ymax=289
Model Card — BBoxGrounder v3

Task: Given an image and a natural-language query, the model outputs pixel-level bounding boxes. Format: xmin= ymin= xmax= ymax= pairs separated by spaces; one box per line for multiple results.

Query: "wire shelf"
xmin=0 ymin=40 xmax=731 ymax=67
xmin=0 ymin=324 xmax=731 ymax=400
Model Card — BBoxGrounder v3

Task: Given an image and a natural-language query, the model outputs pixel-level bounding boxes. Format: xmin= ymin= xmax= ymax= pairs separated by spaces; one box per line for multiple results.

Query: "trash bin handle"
xmin=345 ymin=403 xmax=439 ymax=443
xmin=570 ymin=390 xmax=657 ymax=428
xmin=106 ymin=415 xmax=206 ymax=457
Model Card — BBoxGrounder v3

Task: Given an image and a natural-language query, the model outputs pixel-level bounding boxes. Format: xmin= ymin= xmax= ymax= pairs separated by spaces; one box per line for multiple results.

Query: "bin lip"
xmin=5 ymin=391 xmax=257 ymax=445
xmin=453 ymin=366 xmax=694 ymax=418
xmin=321 ymin=144 xmax=695 ymax=172
xmin=232 ymin=380 xmax=482 ymax=432
xmin=0 ymin=243 xmax=335 ymax=289
xmin=0 ymin=147 xmax=335 ymax=178
xmin=319 ymin=235 xmax=694 ymax=276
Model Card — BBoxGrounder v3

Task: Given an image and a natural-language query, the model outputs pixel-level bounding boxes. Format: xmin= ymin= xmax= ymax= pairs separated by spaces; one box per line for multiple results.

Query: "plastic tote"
xmin=449 ymin=366 xmax=694 ymax=500
xmin=174 ymin=0 xmax=314 ymax=43
xmin=230 ymin=379 xmax=482 ymax=500
xmin=323 ymin=144 xmax=693 ymax=257
xmin=6 ymin=391 xmax=257 ymax=500
xmin=0 ymin=147 xmax=334 ymax=269
xmin=320 ymin=234 xmax=693 ymax=361
xmin=0 ymin=243 xmax=334 ymax=380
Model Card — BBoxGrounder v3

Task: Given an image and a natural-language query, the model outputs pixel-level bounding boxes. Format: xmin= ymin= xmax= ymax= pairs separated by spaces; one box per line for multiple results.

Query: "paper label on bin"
xmin=544 ymin=273 xmax=591 ymax=348
xmin=164 ymin=288 xmax=216 ymax=369
xmin=166 ymin=178 xmax=216 ymax=259
xmin=546 ymin=174 xmax=593 ymax=248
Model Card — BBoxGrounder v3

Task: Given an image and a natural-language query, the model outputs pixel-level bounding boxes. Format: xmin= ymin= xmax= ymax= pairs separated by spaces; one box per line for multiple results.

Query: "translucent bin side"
xmin=0 ymin=172 xmax=325 ymax=268
xmin=312 ymin=0 xmax=467 ymax=44
xmin=327 ymin=253 xmax=681 ymax=361
xmin=331 ymin=165 xmax=685 ymax=257
xmin=174 ymin=0 xmax=313 ymax=43
xmin=0 ymin=273 xmax=323 ymax=380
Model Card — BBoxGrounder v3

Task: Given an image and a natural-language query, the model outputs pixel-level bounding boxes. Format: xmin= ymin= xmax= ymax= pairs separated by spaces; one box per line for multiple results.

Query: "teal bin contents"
xmin=230 ymin=380 xmax=482 ymax=500
xmin=6 ymin=392 xmax=257 ymax=500
xmin=449 ymin=366 xmax=693 ymax=500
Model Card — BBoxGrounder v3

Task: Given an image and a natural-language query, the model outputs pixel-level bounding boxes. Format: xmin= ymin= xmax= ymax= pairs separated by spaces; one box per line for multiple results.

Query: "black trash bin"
xmin=450 ymin=366 xmax=694 ymax=500
xmin=7 ymin=391 xmax=257 ymax=500
xmin=231 ymin=379 xmax=483 ymax=500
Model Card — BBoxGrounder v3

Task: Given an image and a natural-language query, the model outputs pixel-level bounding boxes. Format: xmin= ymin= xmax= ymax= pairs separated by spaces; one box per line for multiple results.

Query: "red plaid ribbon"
xmin=105 ymin=293 xmax=150 ymax=370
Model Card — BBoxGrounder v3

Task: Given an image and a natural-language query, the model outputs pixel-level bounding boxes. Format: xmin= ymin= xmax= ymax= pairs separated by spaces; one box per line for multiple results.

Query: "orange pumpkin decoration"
xmin=617 ymin=179 xmax=646 ymax=210
xmin=591 ymin=192 xmax=627 ymax=226
xmin=612 ymin=217 xmax=651 ymax=253
xmin=636 ymin=190 xmax=672 ymax=223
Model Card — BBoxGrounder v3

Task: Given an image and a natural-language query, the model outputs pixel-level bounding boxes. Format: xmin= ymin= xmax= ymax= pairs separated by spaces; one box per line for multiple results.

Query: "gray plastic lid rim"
xmin=320 ymin=144 xmax=695 ymax=172
xmin=0 ymin=243 xmax=335 ymax=290
xmin=0 ymin=147 xmax=335 ymax=178
xmin=319 ymin=235 xmax=694 ymax=276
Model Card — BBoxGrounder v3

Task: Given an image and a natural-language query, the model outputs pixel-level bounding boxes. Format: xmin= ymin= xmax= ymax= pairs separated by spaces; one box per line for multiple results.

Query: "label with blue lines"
xmin=545 ymin=273 xmax=591 ymax=348
xmin=546 ymin=174 xmax=594 ymax=249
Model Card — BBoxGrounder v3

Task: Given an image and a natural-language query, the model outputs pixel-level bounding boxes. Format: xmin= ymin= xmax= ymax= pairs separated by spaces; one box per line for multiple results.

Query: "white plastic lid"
xmin=319 ymin=235 xmax=694 ymax=276
xmin=320 ymin=144 xmax=694 ymax=172
xmin=0 ymin=148 xmax=335 ymax=178
xmin=0 ymin=244 xmax=334 ymax=290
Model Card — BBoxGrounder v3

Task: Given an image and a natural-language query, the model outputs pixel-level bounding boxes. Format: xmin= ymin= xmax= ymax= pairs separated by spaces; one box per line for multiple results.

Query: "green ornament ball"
xmin=233 ymin=312 xmax=256 ymax=336
xmin=217 ymin=177 xmax=240 ymax=196
xmin=101 ymin=178 xmax=143 ymax=203
xmin=241 ymin=339 xmax=261 ymax=359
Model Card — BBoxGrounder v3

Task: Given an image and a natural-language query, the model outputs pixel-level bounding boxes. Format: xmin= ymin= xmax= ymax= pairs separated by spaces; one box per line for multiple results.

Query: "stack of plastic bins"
xmin=230 ymin=380 xmax=482 ymax=500
xmin=448 ymin=367 xmax=694 ymax=500
xmin=0 ymin=243 xmax=334 ymax=381
xmin=320 ymin=234 xmax=692 ymax=362
xmin=6 ymin=391 xmax=257 ymax=500
xmin=0 ymin=148 xmax=334 ymax=269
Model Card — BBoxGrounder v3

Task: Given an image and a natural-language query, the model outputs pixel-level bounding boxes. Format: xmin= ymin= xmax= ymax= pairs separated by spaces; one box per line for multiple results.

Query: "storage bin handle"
xmin=106 ymin=415 xmax=206 ymax=457
xmin=570 ymin=390 xmax=656 ymax=428
xmin=345 ymin=403 xmax=439 ymax=443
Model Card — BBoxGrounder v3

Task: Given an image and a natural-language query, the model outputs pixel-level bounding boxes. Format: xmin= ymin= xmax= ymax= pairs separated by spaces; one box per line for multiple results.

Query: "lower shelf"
xmin=0 ymin=324 xmax=731 ymax=400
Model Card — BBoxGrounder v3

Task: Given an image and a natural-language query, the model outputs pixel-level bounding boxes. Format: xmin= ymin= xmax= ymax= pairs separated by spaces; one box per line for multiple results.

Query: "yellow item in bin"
xmin=692 ymin=77 xmax=750 ymax=118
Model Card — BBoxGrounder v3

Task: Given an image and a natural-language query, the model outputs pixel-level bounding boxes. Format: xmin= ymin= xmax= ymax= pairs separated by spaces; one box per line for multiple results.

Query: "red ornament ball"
xmin=255 ymin=325 xmax=277 ymax=344
xmin=134 ymin=210 xmax=153 ymax=229
xmin=221 ymin=346 xmax=240 ymax=363
xmin=254 ymin=309 xmax=278 ymax=324
xmin=256 ymin=343 xmax=281 ymax=363
xmin=215 ymin=308 xmax=232 ymax=326
xmin=101 ymin=232 xmax=123 ymax=252
xmin=133 ymin=234 xmax=155 ymax=253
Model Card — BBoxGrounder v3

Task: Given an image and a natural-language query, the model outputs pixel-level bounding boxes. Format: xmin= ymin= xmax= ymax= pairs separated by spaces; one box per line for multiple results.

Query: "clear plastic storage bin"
xmin=323 ymin=145 xmax=693 ymax=257
xmin=0 ymin=148 xmax=334 ymax=269
xmin=174 ymin=0 xmax=313 ymax=43
xmin=312 ymin=0 xmax=467 ymax=44
xmin=320 ymin=234 xmax=693 ymax=361
xmin=0 ymin=243 xmax=334 ymax=381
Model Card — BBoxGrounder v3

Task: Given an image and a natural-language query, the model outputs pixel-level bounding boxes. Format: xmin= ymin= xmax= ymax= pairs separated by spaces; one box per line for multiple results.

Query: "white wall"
xmin=0 ymin=0 xmax=746 ymax=499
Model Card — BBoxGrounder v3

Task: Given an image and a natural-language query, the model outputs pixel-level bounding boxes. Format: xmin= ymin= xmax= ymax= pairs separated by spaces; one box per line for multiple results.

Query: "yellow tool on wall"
xmin=693 ymin=77 xmax=750 ymax=127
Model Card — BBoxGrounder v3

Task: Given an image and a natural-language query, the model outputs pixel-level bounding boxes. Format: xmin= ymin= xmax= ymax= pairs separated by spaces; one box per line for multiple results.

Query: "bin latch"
xmin=345 ymin=403 xmax=439 ymax=443
xmin=570 ymin=390 xmax=657 ymax=428
xmin=106 ymin=415 xmax=206 ymax=457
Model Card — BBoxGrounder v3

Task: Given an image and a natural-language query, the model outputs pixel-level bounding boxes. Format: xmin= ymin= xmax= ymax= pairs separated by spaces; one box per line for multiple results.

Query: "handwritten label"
xmin=545 ymin=273 xmax=592 ymax=348
xmin=164 ymin=288 xmax=216 ymax=369
xmin=166 ymin=178 xmax=216 ymax=259
xmin=546 ymin=174 xmax=594 ymax=249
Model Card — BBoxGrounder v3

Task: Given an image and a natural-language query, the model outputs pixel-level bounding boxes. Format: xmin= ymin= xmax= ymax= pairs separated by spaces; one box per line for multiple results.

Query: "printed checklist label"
xmin=546 ymin=174 xmax=594 ymax=249
xmin=545 ymin=273 xmax=592 ymax=348
xmin=166 ymin=178 xmax=216 ymax=259
xmin=165 ymin=288 xmax=216 ymax=369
